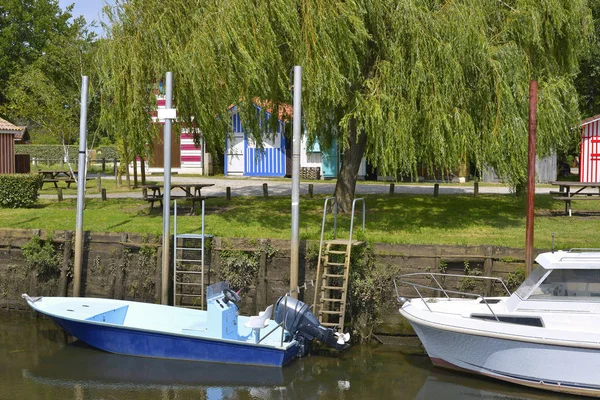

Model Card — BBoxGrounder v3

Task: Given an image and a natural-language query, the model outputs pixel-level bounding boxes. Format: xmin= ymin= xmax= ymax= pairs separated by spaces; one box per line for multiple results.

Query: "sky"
xmin=58 ymin=0 xmax=113 ymax=36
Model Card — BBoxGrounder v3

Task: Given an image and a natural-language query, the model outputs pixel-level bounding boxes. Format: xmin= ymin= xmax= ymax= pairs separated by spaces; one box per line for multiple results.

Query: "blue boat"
xmin=22 ymin=282 xmax=349 ymax=367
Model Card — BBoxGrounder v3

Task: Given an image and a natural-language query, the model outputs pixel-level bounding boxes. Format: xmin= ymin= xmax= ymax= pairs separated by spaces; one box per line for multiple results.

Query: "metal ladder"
xmin=173 ymin=200 xmax=211 ymax=309
xmin=313 ymin=197 xmax=365 ymax=332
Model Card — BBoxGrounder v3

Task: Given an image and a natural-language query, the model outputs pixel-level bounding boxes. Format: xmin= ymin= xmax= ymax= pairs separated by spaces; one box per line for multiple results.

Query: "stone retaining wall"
xmin=0 ymin=228 xmax=533 ymax=336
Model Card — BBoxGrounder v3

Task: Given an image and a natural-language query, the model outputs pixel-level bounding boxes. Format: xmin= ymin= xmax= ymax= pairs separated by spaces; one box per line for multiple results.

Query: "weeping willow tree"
xmin=98 ymin=0 xmax=591 ymax=209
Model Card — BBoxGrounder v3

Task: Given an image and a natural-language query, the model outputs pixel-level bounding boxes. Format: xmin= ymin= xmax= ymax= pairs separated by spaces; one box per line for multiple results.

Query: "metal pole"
xmin=525 ymin=80 xmax=537 ymax=276
xmin=161 ymin=72 xmax=173 ymax=304
xmin=290 ymin=66 xmax=302 ymax=298
xmin=73 ymin=76 xmax=89 ymax=297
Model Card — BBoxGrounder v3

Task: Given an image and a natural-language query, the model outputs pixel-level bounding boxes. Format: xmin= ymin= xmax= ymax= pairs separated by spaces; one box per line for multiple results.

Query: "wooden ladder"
xmin=313 ymin=198 xmax=365 ymax=333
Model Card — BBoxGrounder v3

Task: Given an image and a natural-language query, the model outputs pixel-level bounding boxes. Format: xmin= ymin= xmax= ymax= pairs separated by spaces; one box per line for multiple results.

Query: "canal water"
xmin=0 ymin=313 xmax=574 ymax=400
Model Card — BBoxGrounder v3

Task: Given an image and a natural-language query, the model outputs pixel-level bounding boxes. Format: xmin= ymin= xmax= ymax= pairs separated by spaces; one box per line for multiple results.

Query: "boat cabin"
xmin=506 ymin=250 xmax=600 ymax=311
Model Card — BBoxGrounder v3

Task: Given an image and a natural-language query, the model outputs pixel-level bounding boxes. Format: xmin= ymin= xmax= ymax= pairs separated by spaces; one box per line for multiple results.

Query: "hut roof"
xmin=581 ymin=114 xmax=600 ymax=127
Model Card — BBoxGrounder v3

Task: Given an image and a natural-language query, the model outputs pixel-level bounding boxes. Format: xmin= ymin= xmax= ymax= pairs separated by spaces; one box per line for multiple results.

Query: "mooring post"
xmin=161 ymin=71 xmax=174 ymax=305
xmin=290 ymin=65 xmax=302 ymax=299
xmin=525 ymin=80 xmax=538 ymax=277
xmin=73 ymin=75 xmax=89 ymax=297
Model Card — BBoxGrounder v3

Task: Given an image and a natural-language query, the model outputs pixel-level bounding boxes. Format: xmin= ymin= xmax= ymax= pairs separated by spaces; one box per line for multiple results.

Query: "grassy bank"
xmin=2 ymin=193 xmax=599 ymax=250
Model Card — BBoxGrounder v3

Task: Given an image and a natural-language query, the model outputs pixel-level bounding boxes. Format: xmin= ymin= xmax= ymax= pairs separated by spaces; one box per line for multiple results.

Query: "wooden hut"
xmin=0 ymin=117 xmax=26 ymax=174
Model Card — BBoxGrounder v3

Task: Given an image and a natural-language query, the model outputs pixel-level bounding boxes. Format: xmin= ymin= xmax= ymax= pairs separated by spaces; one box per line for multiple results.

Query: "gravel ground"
xmin=40 ymin=175 xmax=556 ymax=200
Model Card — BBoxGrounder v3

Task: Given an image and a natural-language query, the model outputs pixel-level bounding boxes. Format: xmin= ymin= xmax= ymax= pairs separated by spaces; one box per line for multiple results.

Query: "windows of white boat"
xmin=470 ymin=314 xmax=544 ymax=327
xmin=515 ymin=266 xmax=551 ymax=300
xmin=528 ymin=269 xmax=600 ymax=300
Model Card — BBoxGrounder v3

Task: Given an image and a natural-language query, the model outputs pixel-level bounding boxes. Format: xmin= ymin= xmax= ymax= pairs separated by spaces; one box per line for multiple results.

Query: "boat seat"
xmin=245 ymin=304 xmax=273 ymax=343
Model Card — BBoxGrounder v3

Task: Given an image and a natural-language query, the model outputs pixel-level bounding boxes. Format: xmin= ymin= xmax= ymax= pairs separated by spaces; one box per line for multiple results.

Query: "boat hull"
xmin=50 ymin=315 xmax=297 ymax=368
xmin=408 ymin=320 xmax=600 ymax=397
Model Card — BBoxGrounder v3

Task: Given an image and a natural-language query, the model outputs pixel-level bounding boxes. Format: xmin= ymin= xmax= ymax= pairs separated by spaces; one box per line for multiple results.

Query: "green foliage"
xmin=15 ymin=145 xmax=119 ymax=162
xmin=506 ymin=267 xmax=526 ymax=292
xmin=460 ymin=261 xmax=483 ymax=293
xmin=1 ymin=2 xmax=102 ymax=145
xmin=0 ymin=174 xmax=42 ymax=208
xmin=0 ymin=0 xmax=74 ymax=105
xmin=218 ymin=250 xmax=260 ymax=290
xmin=21 ymin=234 xmax=62 ymax=281
xmin=347 ymin=240 xmax=399 ymax=342
xmin=98 ymin=0 xmax=591 ymax=196
xmin=438 ymin=260 xmax=448 ymax=274
xmin=575 ymin=0 xmax=600 ymax=119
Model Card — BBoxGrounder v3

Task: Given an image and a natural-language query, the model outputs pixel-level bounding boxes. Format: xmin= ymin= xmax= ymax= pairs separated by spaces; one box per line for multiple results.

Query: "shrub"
xmin=15 ymin=145 xmax=120 ymax=162
xmin=22 ymin=234 xmax=62 ymax=281
xmin=0 ymin=174 xmax=42 ymax=208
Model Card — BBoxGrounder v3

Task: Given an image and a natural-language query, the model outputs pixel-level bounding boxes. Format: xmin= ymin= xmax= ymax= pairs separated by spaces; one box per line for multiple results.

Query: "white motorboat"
xmin=395 ymin=249 xmax=600 ymax=397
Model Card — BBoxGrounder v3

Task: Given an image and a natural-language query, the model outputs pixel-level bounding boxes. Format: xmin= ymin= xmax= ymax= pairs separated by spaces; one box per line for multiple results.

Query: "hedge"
xmin=0 ymin=174 xmax=42 ymax=208
xmin=15 ymin=145 xmax=120 ymax=162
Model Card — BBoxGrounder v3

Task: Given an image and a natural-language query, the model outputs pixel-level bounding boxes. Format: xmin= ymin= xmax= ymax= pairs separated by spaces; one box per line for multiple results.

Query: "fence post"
xmin=102 ymin=157 xmax=106 ymax=172
xmin=97 ymin=173 xmax=101 ymax=192
xmin=101 ymin=188 xmax=107 ymax=201
xmin=263 ymin=183 xmax=268 ymax=198
xmin=433 ymin=183 xmax=439 ymax=197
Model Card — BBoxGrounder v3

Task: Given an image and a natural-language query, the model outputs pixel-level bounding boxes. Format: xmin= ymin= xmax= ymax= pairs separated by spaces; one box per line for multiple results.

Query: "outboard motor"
xmin=273 ymin=295 xmax=350 ymax=356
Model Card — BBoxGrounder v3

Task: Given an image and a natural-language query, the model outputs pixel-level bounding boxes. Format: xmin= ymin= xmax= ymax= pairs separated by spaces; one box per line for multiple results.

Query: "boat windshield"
xmin=528 ymin=268 xmax=600 ymax=300
xmin=515 ymin=266 xmax=550 ymax=300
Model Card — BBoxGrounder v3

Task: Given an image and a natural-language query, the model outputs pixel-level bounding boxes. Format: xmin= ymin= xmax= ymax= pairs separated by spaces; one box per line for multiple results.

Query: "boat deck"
xmin=29 ymin=296 xmax=292 ymax=348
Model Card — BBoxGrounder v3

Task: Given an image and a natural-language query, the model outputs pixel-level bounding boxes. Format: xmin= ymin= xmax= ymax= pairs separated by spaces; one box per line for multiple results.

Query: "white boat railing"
xmin=394 ymin=272 xmax=512 ymax=322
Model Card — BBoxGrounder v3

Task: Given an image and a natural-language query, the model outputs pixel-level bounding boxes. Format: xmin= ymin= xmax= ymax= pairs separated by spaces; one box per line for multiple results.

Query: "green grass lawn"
xmin=2 ymin=192 xmax=599 ymax=250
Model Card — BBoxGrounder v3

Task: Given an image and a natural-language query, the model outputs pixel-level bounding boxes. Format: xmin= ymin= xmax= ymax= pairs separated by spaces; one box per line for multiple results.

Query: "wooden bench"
xmin=65 ymin=177 xmax=94 ymax=188
xmin=41 ymin=179 xmax=60 ymax=188
xmin=552 ymin=196 xmax=600 ymax=216
xmin=145 ymin=195 xmax=211 ymax=213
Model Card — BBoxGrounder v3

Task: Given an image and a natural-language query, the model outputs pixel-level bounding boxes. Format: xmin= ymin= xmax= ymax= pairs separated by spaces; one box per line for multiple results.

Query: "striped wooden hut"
xmin=225 ymin=105 xmax=287 ymax=177
xmin=0 ymin=118 xmax=26 ymax=174
xmin=580 ymin=115 xmax=600 ymax=182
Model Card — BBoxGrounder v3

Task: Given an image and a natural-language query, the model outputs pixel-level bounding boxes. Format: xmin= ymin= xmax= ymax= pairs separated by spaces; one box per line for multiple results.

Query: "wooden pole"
xmin=525 ymin=80 xmax=537 ymax=276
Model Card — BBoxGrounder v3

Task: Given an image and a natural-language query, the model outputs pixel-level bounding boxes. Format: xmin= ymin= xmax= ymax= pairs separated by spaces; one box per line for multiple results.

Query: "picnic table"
xmin=37 ymin=169 xmax=90 ymax=188
xmin=550 ymin=181 xmax=600 ymax=216
xmin=142 ymin=183 xmax=214 ymax=213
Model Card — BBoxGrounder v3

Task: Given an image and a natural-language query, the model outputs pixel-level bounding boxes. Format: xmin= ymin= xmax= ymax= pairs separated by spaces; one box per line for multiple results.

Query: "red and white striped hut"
xmin=580 ymin=115 xmax=600 ymax=182
xmin=0 ymin=117 xmax=25 ymax=174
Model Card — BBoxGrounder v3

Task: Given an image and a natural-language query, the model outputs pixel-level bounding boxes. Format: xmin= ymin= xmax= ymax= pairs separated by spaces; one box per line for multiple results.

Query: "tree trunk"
xmin=141 ymin=158 xmax=146 ymax=186
xmin=133 ymin=156 xmax=138 ymax=188
xmin=334 ymin=118 xmax=367 ymax=213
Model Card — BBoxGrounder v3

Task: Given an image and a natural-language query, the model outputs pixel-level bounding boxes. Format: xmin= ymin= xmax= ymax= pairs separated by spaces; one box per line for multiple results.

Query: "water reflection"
xmin=0 ymin=314 xmax=578 ymax=400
